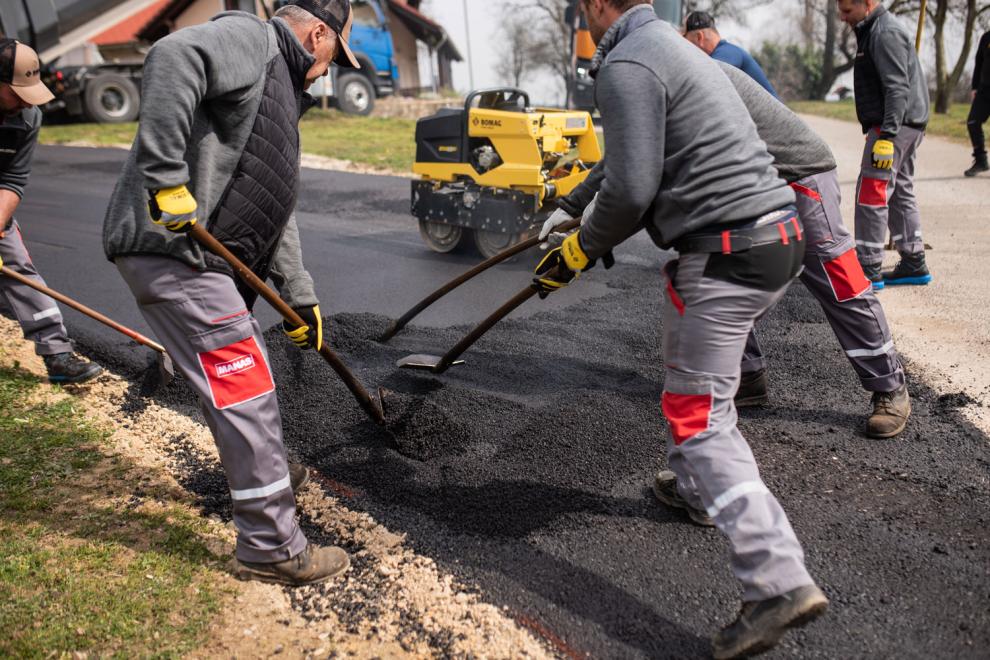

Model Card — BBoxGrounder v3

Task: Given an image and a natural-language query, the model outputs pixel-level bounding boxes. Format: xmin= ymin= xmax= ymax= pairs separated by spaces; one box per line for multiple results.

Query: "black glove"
xmin=282 ymin=304 xmax=323 ymax=351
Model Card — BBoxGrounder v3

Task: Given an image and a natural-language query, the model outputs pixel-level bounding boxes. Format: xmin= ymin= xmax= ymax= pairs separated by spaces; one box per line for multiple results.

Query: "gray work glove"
xmin=538 ymin=208 xmax=575 ymax=250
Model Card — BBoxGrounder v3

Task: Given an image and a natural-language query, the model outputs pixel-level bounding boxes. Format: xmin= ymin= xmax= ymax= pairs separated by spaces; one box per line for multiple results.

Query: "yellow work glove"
xmin=533 ymin=231 xmax=591 ymax=299
xmin=871 ymin=139 xmax=895 ymax=170
xmin=148 ymin=185 xmax=198 ymax=232
xmin=282 ymin=304 xmax=323 ymax=351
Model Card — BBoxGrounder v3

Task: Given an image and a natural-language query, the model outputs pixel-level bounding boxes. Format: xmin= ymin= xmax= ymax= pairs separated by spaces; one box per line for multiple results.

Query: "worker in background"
xmin=102 ymin=0 xmax=360 ymax=585
xmin=682 ymin=10 xmax=777 ymax=97
xmin=0 ymin=39 xmax=102 ymax=384
xmin=965 ymin=30 xmax=990 ymax=177
xmin=717 ymin=63 xmax=911 ymax=439
xmin=839 ymin=0 xmax=931 ymax=288
xmin=535 ymin=2 xmax=827 ymax=657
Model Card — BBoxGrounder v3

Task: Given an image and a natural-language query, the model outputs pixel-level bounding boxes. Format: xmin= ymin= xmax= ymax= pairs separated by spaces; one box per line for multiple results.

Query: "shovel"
xmin=0 ymin=265 xmax=175 ymax=384
xmin=380 ymin=218 xmax=580 ymax=342
xmin=188 ymin=225 xmax=386 ymax=426
xmin=397 ymin=283 xmax=540 ymax=374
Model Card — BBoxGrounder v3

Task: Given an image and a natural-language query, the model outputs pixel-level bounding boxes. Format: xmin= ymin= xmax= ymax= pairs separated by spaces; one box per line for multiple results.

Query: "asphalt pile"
xmin=102 ymin=260 xmax=990 ymax=658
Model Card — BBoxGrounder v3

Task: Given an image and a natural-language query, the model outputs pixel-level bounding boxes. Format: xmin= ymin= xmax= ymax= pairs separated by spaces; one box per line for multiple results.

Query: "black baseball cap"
xmin=684 ymin=11 xmax=716 ymax=32
xmin=287 ymin=0 xmax=360 ymax=68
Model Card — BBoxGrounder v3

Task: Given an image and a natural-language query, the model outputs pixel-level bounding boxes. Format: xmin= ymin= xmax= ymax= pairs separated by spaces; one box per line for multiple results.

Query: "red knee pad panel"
xmin=822 ymin=249 xmax=871 ymax=302
xmin=661 ymin=391 xmax=712 ymax=445
xmin=858 ymin=177 xmax=888 ymax=207
xmin=198 ymin=337 xmax=275 ymax=410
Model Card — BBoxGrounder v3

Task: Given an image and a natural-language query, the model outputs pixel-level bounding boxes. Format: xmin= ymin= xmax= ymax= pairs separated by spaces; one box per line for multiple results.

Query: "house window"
xmin=224 ymin=0 xmax=256 ymax=13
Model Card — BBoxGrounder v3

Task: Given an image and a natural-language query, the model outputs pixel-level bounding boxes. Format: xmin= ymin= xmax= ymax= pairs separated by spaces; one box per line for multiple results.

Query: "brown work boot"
xmin=712 ymin=584 xmax=829 ymax=659
xmin=288 ymin=462 xmax=310 ymax=494
xmin=735 ymin=369 xmax=769 ymax=408
xmin=233 ymin=545 xmax=350 ymax=586
xmin=866 ymin=384 xmax=910 ymax=438
xmin=652 ymin=470 xmax=714 ymax=527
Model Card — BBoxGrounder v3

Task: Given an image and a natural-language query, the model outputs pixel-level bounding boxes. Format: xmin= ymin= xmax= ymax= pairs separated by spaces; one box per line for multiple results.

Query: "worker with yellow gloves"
xmin=839 ymin=0 xmax=931 ymax=288
xmin=103 ymin=0 xmax=361 ymax=586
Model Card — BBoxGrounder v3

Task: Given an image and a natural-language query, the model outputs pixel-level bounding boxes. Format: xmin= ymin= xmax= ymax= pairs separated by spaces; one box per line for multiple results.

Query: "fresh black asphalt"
xmin=16 ymin=145 xmax=990 ymax=658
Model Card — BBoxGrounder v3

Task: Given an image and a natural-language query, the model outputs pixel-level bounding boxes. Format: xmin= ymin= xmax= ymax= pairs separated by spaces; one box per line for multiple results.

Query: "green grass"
xmin=39 ymin=109 xmax=417 ymax=172
xmin=790 ymin=99 xmax=973 ymax=143
xmin=0 ymin=366 xmax=227 ymax=657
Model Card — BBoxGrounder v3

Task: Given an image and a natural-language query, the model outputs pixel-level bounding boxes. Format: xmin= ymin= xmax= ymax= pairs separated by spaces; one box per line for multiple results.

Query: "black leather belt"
xmin=674 ymin=214 xmax=803 ymax=255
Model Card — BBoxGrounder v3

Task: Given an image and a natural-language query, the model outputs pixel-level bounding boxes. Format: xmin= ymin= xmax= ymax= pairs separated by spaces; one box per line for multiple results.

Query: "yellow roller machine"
xmin=411 ymin=88 xmax=602 ymax=258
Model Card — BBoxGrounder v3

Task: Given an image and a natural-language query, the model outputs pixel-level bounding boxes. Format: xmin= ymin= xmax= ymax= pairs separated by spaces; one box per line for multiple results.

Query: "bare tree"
xmin=507 ymin=0 xmax=574 ymax=103
xmin=683 ymin=0 xmax=775 ymax=23
xmin=925 ymin=0 xmax=990 ymax=112
xmin=495 ymin=8 xmax=543 ymax=87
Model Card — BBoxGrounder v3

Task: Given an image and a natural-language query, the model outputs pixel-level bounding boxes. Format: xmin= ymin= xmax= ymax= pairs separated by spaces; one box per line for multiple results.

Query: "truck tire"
xmin=336 ymin=73 xmax=375 ymax=116
xmin=84 ymin=73 xmax=140 ymax=123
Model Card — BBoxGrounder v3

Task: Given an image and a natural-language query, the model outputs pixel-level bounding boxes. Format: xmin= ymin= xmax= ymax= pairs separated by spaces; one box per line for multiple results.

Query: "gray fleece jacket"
xmin=572 ymin=5 xmax=793 ymax=259
xmin=102 ymin=12 xmax=316 ymax=307
xmin=0 ymin=107 xmax=41 ymax=204
xmin=718 ymin=63 xmax=836 ymax=182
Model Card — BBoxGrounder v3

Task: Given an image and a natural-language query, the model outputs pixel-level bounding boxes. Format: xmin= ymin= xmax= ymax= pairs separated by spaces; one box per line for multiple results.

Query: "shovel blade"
xmin=395 ymin=354 xmax=465 ymax=371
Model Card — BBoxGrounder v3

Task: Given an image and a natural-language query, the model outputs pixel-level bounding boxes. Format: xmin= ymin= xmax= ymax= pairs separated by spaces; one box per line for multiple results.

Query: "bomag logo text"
xmin=216 ymin=355 xmax=256 ymax=378
xmin=478 ymin=118 xmax=502 ymax=128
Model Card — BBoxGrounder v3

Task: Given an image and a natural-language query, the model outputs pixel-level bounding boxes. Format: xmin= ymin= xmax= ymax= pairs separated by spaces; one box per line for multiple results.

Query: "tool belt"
xmin=674 ymin=209 xmax=803 ymax=255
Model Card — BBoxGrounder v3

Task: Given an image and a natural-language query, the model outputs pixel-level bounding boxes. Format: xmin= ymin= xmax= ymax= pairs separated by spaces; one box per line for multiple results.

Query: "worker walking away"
xmin=839 ymin=0 xmax=931 ymax=288
xmin=534 ymin=2 xmax=826 ymax=657
xmin=102 ymin=0 xmax=360 ymax=585
xmin=0 ymin=39 xmax=102 ymax=384
xmin=682 ymin=10 xmax=777 ymax=97
xmin=965 ymin=30 xmax=990 ymax=177
xmin=715 ymin=63 xmax=910 ymax=438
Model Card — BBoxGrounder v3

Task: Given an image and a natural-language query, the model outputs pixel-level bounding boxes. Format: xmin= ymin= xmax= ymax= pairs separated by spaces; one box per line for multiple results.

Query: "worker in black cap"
xmin=0 ymin=39 xmax=103 ymax=383
xmin=683 ymin=10 xmax=778 ymax=97
xmin=103 ymin=0 xmax=360 ymax=585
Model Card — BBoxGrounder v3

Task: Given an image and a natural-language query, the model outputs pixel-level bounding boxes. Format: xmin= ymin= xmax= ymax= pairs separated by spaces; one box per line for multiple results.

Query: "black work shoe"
xmin=43 ymin=352 xmax=102 ymax=384
xmin=866 ymin=384 xmax=911 ymax=438
xmin=861 ymin=262 xmax=884 ymax=291
xmin=964 ymin=155 xmax=988 ymax=177
xmin=735 ymin=369 xmax=769 ymax=408
xmin=233 ymin=545 xmax=350 ymax=586
xmin=712 ymin=584 xmax=829 ymax=659
xmin=289 ymin=462 xmax=310 ymax=494
xmin=652 ymin=470 xmax=714 ymax=527
xmin=882 ymin=253 xmax=932 ymax=286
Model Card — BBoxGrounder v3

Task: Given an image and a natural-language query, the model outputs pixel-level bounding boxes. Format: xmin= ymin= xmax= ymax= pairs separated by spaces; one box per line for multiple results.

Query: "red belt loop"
xmin=777 ymin=223 xmax=790 ymax=245
xmin=791 ymin=217 xmax=803 ymax=241
xmin=721 ymin=231 xmax=732 ymax=254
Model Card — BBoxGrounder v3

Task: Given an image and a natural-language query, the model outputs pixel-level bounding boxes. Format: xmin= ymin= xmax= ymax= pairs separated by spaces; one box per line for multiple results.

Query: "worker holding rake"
xmin=102 ymin=0 xmax=361 ymax=585
xmin=533 ymin=1 xmax=827 ymax=657
xmin=0 ymin=39 xmax=102 ymax=384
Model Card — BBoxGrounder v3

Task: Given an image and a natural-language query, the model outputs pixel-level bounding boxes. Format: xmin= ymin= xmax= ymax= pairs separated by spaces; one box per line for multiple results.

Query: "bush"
xmin=753 ymin=42 xmax=825 ymax=102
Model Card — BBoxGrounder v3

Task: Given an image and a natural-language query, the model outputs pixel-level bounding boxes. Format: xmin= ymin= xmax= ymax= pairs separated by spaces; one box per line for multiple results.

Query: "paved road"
xmin=12 ymin=143 xmax=990 ymax=658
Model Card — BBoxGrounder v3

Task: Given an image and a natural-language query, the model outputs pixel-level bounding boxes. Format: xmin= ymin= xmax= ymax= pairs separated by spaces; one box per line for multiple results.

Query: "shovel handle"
xmin=0 ymin=265 xmax=167 ymax=354
xmin=188 ymin=225 xmax=385 ymax=426
xmin=381 ymin=218 xmax=580 ymax=341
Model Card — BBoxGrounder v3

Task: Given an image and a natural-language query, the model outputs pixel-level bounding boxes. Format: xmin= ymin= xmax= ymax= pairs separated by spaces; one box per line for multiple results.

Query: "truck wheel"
xmin=474 ymin=229 xmax=523 ymax=260
xmin=419 ymin=220 xmax=468 ymax=253
xmin=84 ymin=73 xmax=140 ymax=123
xmin=336 ymin=73 xmax=375 ymax=115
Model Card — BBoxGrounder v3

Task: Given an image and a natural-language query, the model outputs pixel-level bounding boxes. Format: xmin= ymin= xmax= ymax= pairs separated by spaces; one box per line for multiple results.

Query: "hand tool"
xmin=380 ymin=218 xmax=580 ymax=342
xmin=0 ymin=265 xmax=174 ymax=384
xmin=188 ymin=224 xmax=386 ymax=426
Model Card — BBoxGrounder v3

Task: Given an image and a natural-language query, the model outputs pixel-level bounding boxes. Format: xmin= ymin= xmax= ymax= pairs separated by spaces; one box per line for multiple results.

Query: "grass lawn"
xmin=39 ymin=109 xmax=417 ymax=172
xmin=790 ymin=99 xmax=973 ymax=143
xmin=0 ymin=367 xmax=227 ymax=657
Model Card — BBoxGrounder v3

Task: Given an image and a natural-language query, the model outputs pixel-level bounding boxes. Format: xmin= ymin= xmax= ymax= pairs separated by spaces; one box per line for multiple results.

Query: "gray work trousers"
xmin=117 ymin=255 xmax=307 ymax=564
xmin=662 ymin=216 xmax=814 ymax=601
xmin=0 ymin=219 xmax=73 ymax=356
xmin=854 ymin=127 xmax=925 ymax=266
xmin=742 ymin=170 xmax=904 ymax=393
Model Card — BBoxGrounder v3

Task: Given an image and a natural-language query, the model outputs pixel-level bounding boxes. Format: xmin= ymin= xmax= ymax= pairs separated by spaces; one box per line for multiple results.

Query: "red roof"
xmin=91 ymin=0 xmax=171 ymax=45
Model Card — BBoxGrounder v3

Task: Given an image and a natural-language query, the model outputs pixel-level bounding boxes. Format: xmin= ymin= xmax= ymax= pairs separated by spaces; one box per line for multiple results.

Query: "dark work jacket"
xmin=853 ymin=5 xmax=929 ymax=138
xmin=206 ymin=17 xmax=315 ymax=307
xmin=974 ymin=32 xmax=990 ymax=90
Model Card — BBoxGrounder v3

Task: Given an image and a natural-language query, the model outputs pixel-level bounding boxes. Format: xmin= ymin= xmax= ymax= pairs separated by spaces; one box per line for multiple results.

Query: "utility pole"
xmin=462 ymin=0 xmax=475 ymax=90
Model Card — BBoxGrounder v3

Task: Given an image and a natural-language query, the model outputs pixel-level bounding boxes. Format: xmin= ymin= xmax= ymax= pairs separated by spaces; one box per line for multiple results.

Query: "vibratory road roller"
xmin=411 ymin=88 xmax=602 ymax=258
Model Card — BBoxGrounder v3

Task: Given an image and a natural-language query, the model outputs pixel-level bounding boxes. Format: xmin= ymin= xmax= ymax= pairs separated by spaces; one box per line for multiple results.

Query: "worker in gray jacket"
xmin=839 ymin=0 xmax=931 ymax=287
xmin=102 ymin=0 xmax=360 ymax=585
xmin=0 ymin=39 xmax=102 ymax=383
xmin=534 ymin=2 xmax=826 ymax=657
xmin=718 ymin=64 xmax=910 ymax=438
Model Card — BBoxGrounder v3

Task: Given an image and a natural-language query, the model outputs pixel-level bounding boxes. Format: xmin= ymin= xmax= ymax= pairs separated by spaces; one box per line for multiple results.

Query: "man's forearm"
xmin=0 ymin=189 xmax=21 ymax=233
